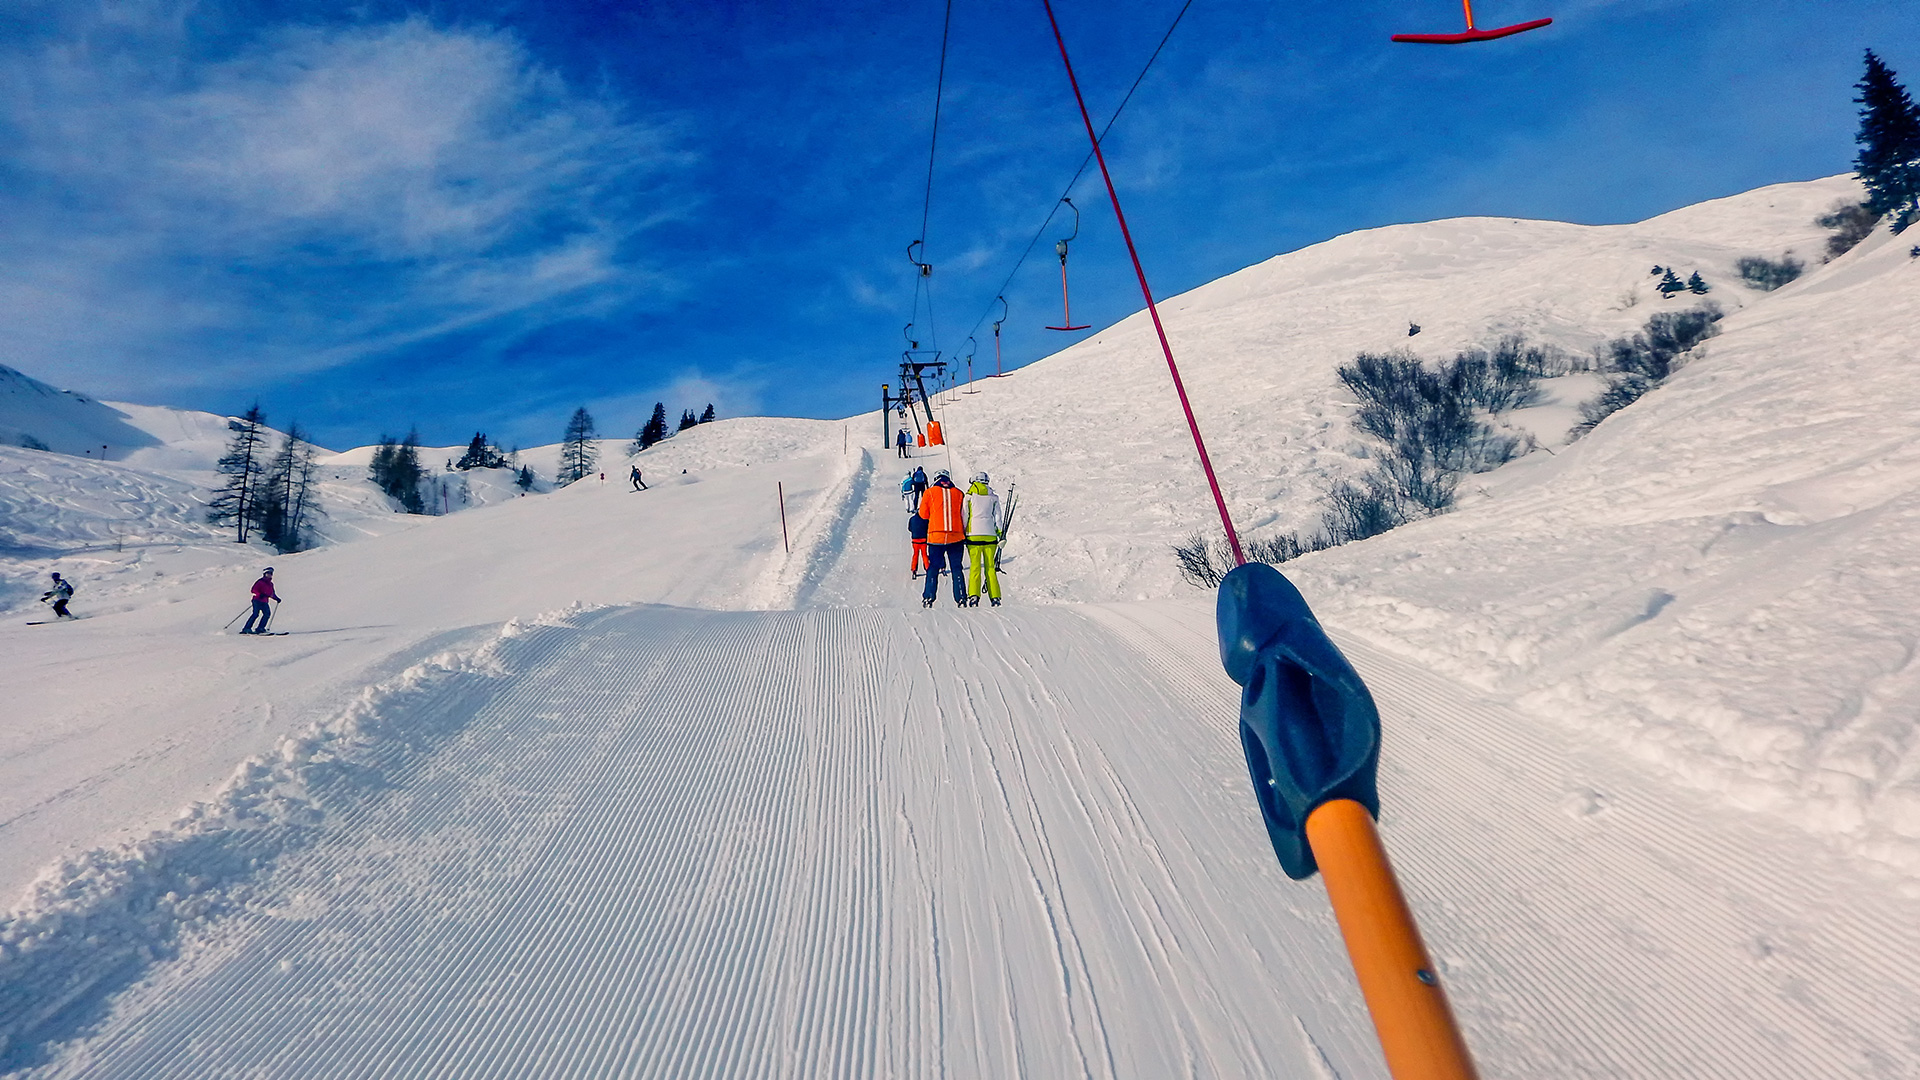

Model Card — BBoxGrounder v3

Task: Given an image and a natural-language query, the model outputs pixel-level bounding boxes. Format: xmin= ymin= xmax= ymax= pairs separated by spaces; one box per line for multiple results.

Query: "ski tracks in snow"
xmin=21 ymin=605 xmax=1381 ymax=1079
xmin=1084 ymin=601 xmax=1920 ymax=1079
xmin=18 ymin=599 xmax=1920 ymax=1078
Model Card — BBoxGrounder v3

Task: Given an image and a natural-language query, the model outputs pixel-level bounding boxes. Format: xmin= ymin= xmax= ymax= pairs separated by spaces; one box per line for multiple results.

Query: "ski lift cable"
xmin=917 ymin=0 xmax=955 ymax=252
xmin=1040 ymin=0 xmax=1243 ymax=566
xmin=905 ymin=0 xmax=957 ymax=353
xmin=959 ymin=0 xmax=1198 ymax=347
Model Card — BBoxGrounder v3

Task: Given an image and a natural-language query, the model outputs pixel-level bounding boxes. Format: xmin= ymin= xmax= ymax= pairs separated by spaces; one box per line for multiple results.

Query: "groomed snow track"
xmin=19 ymin=602 xmax=1920 ymax=1078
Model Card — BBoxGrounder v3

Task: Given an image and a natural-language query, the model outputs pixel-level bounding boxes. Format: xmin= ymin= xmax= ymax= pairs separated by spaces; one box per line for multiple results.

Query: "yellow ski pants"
xmin=966 ymin=538 xmax=1000 ymax=601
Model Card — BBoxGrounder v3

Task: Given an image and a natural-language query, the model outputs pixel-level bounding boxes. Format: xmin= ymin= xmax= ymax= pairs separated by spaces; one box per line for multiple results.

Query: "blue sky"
xmin=1 ymin=0 xmax=1913 ymax=451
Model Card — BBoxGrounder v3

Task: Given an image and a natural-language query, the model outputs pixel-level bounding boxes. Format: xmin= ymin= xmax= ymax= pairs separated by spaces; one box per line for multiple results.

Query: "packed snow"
xmin=3 ymin=175 xmax=1918 ymax=1077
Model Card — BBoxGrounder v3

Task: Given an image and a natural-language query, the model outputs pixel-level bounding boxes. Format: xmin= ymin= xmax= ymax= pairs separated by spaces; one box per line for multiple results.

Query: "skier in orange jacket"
xmin=917 ymin=470 xmax=968 ymax=608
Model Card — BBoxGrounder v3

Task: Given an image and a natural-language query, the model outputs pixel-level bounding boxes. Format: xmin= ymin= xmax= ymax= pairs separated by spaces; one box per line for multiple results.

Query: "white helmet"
xmin=971 ymin=472 xmax=989 ymax=485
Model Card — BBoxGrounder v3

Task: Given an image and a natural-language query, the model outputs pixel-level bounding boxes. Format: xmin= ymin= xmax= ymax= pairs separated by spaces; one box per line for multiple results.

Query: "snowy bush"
xmin=1572 ymin=304 xmax=1723 ymax=436
xmin=1173 ymin=532 xmax=1235 ymax=588
xmin=1336 ymin=340 xmax=1539 ymax=513
xmin=1736 ymin=253 xmax=1804 ymax=290
xmin=1322 ymin=477 xmax=1410 ymax=542
xmin=1816 ymin=200 xmax=1879 ymax=261
xmin=1176 ymin=336 xmax=1557 ymax=586
xmin=1172 ymin=528 xmax=1336 ymax=587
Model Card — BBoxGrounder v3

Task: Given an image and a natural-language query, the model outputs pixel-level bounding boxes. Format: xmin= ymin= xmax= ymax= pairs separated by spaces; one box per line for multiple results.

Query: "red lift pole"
xmin=1038 ymin=0 xmax=1243 ymax=566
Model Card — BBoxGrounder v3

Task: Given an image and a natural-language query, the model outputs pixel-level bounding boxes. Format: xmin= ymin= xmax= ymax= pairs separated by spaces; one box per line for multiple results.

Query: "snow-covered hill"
xmin=902 ymin=174 xmax=1920 ymax=876
xmin=921 ymin=175 xmax=1864 ymax=601
xmin=0 ymin=366 xmax=161 ymax=460
xmin=4 ymin=175 xmax=1918 ymax=1078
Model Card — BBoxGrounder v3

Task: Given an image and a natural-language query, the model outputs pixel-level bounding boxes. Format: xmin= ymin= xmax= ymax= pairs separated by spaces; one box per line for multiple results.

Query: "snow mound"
xmin=0 ymin=612 xmax=567 ymax=1071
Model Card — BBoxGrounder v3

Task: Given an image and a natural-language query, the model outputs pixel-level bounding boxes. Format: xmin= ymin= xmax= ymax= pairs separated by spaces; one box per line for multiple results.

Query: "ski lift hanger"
xmin=901 ymin=322 xmax=944 ymax=369
xmin=990 ymin=295 xmax=1010 ymax=376
xmin=1046 ymin=197 xmax=1092 ymax=331
xmin=1392 ymin=0 xmax=1551 ymax=44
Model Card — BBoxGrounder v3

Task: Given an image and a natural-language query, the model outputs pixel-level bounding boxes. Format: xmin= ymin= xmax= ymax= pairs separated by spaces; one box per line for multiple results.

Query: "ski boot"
xmin=990 ymin=598 xmax=1001 ymax=607
xmin=922 ymin=597 xmax=935 ymax=609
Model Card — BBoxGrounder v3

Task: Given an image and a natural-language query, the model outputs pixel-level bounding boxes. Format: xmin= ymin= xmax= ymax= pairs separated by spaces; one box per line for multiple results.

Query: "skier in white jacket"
xmin=962 ymin=472 xmax=1003 ymax=607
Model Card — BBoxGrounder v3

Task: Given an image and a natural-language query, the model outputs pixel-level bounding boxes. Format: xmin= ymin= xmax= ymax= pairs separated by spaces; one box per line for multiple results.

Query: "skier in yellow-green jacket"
xmin=963 ymin=472 xmax=1004 ymax=608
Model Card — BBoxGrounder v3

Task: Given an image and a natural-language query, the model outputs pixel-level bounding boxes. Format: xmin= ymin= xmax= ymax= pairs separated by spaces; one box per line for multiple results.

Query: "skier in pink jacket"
xmin=241 ymin=567 xmax=281 ymax=634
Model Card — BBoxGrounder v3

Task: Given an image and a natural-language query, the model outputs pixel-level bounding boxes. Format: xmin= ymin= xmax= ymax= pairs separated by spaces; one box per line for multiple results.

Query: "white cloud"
xmin=0 ymin=6 xmax=693 ymax=397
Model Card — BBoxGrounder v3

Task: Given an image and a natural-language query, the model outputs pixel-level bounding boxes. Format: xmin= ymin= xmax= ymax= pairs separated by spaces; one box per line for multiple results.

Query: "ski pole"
xmin=1219 ymin=563 xmax=1479 ymax=1080
xmin=223 ymin=607 xmax=249 ymax=629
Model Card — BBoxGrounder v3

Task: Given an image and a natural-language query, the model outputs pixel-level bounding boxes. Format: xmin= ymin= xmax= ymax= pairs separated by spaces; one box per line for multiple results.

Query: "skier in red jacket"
xmin=241 ymin=567 xmax=280 ymax=634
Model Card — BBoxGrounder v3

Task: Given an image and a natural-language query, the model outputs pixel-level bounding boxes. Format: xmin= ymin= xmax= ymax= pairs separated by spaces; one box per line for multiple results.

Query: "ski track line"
xmin=892 ymin=608 xmax=1363 ymax=1080
xmin=1081 ymin=599 xmax=1920 ymax=1079
xmin=39 ymin=613 xmax=688 ymax=1080
xmin=47 ymin=596 xmax=1918 ymax=1079
xmin=26 ymin=611 xmax=898 ymax=1068
xmin=760 ymin=446 xmax=871 ymax=611
xmin=1 ymin=614 xmax=584 ymax=1077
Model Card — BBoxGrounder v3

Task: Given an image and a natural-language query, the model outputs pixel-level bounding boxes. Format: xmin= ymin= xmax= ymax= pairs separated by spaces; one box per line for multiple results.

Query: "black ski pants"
xmin=922 ymin=542 xmax=967 ymax=605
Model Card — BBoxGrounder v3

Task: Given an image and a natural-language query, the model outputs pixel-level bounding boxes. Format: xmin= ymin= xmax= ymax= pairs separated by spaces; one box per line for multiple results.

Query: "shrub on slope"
xmin=1572 ymin=305 xmax=1723 ymax=437
xmin=1175 ymin=336 xmax=1554 ymax=587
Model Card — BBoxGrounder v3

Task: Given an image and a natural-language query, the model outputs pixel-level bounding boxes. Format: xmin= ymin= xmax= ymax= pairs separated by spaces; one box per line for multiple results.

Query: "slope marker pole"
xmin=778 ymin=482 xmax=790 ymax=553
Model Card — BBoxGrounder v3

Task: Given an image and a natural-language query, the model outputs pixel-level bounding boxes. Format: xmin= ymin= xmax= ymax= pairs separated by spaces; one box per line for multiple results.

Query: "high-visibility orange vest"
xmin=918 ymin=483 xmax=966 ymax=544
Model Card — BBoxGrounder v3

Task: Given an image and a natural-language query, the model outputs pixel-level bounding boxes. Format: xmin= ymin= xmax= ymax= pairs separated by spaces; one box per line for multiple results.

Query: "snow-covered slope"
xmin=905 ymin=174 xmax=1920 ymax=874
xmin=4 ymin=175 xmax=1918 ymax=1078
xmin=1 ymin=416 xmax=855 ymax=895
xmin=1287 ymin=220 xmax=1920 ymax=873
xmin=919 ymin=175 xmax=1863 ymax=602
xmin=0 ymin=367 xmax=160 ymax=459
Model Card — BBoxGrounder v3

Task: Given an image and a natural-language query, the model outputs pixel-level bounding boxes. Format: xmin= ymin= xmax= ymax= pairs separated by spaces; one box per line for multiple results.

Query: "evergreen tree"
xmin=369 ymin=429 xmax=427 ymax=512
xmin=1656 ymin=268 xmax=1686 ymax=298
xmin=456 ymin=432 xmax=506 ymax=470
xmin=1855 ymin=50 xmax=1920 ymax=232
xmin=678 ymin=408 xmax=698 ymax=432
xmin=700 ymin=403 xmax=716 ymax=423
xmin=639 ymin=402 xmax=669 ymax=450
xmin=517 ymin=464 xmax=536 ymax=490
xmin=1686 ymin=271 xmax=1710 ymax=294
xmin=560 ymin=407 xmax=598 ymax=484
xmin=207 ymin=404 xmax=268 ymax=543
